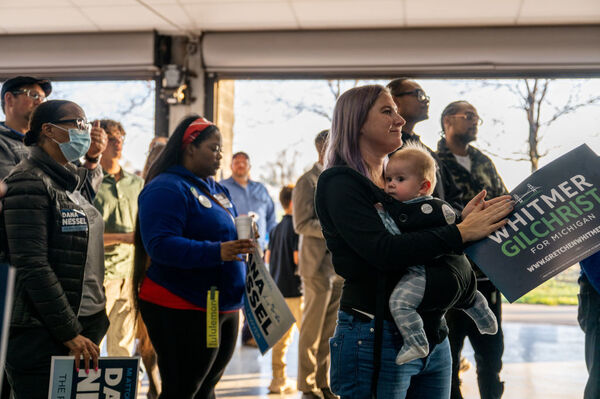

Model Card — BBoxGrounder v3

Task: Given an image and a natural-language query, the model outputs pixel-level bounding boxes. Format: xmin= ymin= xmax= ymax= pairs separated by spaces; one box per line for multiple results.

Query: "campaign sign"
xmin=465 ymin=144 xmax=600 ymax=302
xmin=48 ymin=356 xmax=140 ymax=399
xmin=243 ymin=248 xmax=295 ymax=354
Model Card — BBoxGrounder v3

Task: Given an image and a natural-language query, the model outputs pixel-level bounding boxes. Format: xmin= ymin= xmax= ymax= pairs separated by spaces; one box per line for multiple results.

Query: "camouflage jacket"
xmin=436 ymin=138 xmax=508 ymax=206
xmin=437 ymin=137 xmax=509 ymax=281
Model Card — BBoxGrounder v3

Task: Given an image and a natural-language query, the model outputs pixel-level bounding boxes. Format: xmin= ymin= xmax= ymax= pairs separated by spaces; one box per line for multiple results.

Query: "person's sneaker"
xmin=300 ymin=391 xmax=321 ymax=398
xmin=320 ymin=387 xmax=339 ymax=399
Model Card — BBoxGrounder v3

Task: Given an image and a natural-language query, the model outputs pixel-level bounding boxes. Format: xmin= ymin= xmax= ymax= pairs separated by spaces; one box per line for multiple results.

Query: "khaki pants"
xmin=297 ymin=273 xmax=343 ymax=393
xmin=102 ymin=278 xmax=136 ymax=356
xmin=270 ymin=296 xmax=304 ymax=391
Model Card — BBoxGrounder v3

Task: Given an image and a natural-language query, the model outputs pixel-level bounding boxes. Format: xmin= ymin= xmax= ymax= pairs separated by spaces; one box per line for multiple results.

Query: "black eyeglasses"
xmin=11 ymin=89 xmax=46 ymax=102
xmin=450 ymin=112 xmax=483 ymax=126
xmin=393 ymin=89 xmax=430 ymax=103
xmin=49 ymin=118 xmax=92 ymax=132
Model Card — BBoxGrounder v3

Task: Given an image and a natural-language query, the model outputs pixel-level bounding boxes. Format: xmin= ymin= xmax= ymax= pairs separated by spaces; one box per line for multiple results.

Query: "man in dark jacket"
xmin=387 ymin=78 xmax=463 ymax=210
xmin=437 ymin=100 xmax=508 ymax=399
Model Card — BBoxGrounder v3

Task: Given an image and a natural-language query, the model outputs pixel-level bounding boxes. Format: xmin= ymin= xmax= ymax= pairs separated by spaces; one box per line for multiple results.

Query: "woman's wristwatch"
xmin=84 ymin=153 xmax=100 ymax=163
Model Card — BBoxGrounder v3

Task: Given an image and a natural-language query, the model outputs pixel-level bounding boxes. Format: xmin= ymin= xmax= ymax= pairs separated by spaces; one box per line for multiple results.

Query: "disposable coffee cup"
xmin=235 ymin=215 xmax=253 ymax=239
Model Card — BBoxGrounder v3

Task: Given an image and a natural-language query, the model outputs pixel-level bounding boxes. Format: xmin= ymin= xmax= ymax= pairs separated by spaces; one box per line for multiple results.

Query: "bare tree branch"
xmin=327 ymin=80 xmax=344 ymax=100
xmin=273 ymin=95 xmax=333 ymax=121
xmin=535 ymin=80 xmax=549 ymax=129
xmin=543 ymin=95 xmax=600 ymax=126
xmin=259 ymin=148 xmax=302 ymax=187
xmin=480 ymin=147 xmax=531 ymax=162
xmin=474 ymin=78 xmax=600 ymax=171
xmin=115 ymin=88 xmax=153 ymax=118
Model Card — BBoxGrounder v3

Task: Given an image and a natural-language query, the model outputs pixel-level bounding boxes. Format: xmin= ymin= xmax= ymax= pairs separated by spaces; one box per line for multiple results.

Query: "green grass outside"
xmin=511 ymin=279 xmax=579 ymax=305
xmin=503 ymin=265 xmax=581 ymax=306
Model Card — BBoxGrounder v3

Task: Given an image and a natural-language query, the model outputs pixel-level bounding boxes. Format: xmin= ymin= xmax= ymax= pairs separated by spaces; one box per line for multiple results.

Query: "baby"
xmin=377 ymin=143 xmax=497 ymax=365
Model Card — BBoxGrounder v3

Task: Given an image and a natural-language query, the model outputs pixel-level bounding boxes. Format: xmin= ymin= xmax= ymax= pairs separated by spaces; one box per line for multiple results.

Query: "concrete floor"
xmin=139 ymin=303 xmax=587 ymax=398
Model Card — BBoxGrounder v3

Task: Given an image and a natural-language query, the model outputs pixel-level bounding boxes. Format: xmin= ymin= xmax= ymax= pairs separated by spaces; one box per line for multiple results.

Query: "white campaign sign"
xmin=242 ymin=248 xmax=295 ymax=354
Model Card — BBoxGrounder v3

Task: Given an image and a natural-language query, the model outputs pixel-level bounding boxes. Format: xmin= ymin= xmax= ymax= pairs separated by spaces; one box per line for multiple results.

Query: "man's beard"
xmin=415 ymin=112 xmax=429 ymax=123
xmin=459 ymin=131 xmax=476 ymax=145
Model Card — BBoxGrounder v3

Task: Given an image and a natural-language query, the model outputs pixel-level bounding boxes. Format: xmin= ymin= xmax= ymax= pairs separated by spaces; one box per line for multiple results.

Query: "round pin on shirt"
xmin=421 ymin=203 xmax=433 ymax=214
xmin=198 ymin=195 xmax=212 ymax=208
xmin=190 ymin=187 xmax=212 ymax=208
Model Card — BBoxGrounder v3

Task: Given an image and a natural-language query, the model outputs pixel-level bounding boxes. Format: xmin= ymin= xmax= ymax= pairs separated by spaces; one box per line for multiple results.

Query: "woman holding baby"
xmin=315 ymin=85 xmax=513 ymax=399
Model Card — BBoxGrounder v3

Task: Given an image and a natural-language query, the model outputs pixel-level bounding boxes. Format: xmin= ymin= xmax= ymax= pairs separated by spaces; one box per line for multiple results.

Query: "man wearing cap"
xmin=0 ymin=76 xmax=51 ymax=178
xmin=1 ymin=76 xmax=107 ymax=196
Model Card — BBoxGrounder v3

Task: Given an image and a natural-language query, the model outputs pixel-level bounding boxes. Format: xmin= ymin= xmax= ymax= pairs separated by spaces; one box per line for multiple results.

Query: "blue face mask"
xmin=50 ymin=124 xmax=92 ymax=162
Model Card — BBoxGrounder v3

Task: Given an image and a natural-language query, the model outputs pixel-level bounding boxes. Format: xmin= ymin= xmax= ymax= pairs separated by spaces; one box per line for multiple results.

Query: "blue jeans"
xmin=329 ymin=310 xmax=451 ymax=399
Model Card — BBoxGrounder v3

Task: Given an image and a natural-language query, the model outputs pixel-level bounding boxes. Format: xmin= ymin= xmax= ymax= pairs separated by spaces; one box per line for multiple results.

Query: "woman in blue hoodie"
xmin=133 ymin=115 xmax=254 ymax=399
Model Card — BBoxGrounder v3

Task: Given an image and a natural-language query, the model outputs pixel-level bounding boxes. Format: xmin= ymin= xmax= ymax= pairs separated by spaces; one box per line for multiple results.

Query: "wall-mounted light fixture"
xmin=160 ymin=64 xmax=191 ymax=105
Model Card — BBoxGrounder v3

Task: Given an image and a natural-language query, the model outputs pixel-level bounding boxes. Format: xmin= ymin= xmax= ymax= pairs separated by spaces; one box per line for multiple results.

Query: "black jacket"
xmin=380 ymin=197 xmax=477 ymax=312
xmin=2 ymin=147 xmax=100 ymax=342
xmin=315 ymin=166 xmax=464 ymax=345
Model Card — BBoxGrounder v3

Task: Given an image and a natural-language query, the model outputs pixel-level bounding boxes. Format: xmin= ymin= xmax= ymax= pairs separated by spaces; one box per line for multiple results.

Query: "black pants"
xmin=139 ymin=300 xmax=239 ymax=399
xmin=446 ymin=280 xmax=504 ymax=399
xmin=578 ymin=274 xmax=600 ymax=399
xmin=5 ymin=310 xmax=109 ymax=399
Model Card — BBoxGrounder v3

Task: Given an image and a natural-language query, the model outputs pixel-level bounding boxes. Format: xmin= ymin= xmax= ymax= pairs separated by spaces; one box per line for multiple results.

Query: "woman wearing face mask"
xmin=2 ymin=100 xmax=108 ymax=399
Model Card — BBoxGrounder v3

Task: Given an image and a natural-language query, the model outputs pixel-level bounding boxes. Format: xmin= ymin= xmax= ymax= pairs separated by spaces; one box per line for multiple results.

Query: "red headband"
xmin=181 ymin=117 xmax=215 ymax=150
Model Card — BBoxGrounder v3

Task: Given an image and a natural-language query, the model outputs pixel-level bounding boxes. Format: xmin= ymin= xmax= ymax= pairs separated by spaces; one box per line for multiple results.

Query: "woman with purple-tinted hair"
xmin=314 ymin=85 xmax=513 ymax=398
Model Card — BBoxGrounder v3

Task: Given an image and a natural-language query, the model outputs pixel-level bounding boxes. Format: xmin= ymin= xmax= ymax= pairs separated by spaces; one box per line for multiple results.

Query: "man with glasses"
xmin=93 ymin=119 xmax=143 ymax=358
xmin=1 ymin=76 xmax=106 ymax=194
xmin=437 ymin=101 xmax=508 ymax=399
xmin=387 ymin=78 xmax=463 ymax=209
xmin=0 ymin=76 xmax=51 ymax=178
